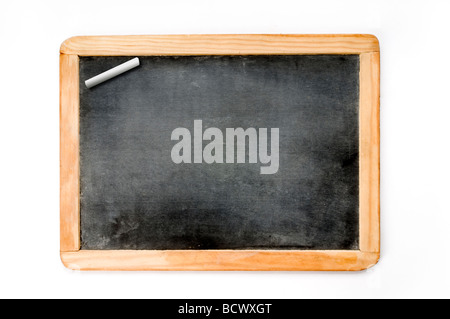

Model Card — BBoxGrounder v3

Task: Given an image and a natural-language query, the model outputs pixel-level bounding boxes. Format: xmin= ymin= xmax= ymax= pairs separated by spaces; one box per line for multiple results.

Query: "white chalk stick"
xmin=85 ymin=57 xmax=140 ymax=88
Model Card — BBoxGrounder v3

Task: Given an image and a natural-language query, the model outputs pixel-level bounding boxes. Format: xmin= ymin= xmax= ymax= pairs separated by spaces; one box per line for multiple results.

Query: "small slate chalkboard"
xmin=60 ymin=35 xmax=380 ymax=271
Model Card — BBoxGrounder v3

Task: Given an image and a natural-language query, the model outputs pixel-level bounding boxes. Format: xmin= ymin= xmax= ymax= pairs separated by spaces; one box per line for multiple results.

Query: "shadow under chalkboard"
xmin=79 ymin=55 xmax=359 ymax=250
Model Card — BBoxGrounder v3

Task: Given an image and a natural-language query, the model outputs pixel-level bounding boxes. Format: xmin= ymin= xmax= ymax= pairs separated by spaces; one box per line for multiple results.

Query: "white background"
xmin=0 ymin=0 xmax=449 ymax=299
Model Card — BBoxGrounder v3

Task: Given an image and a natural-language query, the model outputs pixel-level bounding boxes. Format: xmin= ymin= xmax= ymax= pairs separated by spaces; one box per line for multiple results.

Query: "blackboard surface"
xmin=79 ymin=55 xmax=360 ymax=250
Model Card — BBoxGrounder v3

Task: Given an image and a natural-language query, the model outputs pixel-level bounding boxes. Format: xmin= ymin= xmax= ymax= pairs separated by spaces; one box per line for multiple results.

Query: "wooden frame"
xmin=60 ymin=34 xmax=380 ymax=271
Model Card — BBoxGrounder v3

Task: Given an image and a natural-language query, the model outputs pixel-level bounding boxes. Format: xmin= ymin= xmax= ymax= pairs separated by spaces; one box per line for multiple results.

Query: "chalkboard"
xmin=79 ymin=55 xmax=359 ymax=250
xmin=60 ymin=35 xmax=380 ymax=271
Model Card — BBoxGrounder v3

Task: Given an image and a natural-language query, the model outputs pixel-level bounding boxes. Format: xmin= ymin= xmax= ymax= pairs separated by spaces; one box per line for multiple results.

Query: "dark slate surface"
xmin=79 ymin=55 xmax=360 ymax=250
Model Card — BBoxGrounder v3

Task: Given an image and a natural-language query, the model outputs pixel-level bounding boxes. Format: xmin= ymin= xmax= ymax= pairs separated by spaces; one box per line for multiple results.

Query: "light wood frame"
xmin=60 ymin=34 xmax=380 ymax=271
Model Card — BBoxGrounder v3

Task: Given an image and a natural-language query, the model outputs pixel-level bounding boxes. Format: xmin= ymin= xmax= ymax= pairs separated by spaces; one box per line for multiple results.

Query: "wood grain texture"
xmin=60 ymin=34 xmax=380 ymax=56
xmin=359 ymin=52 xmax=380 ymax=255
xmin=60 ymin=250 xmax=379 ymax=271
xmin=60 ymin=54 xmax=80 ymax=251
